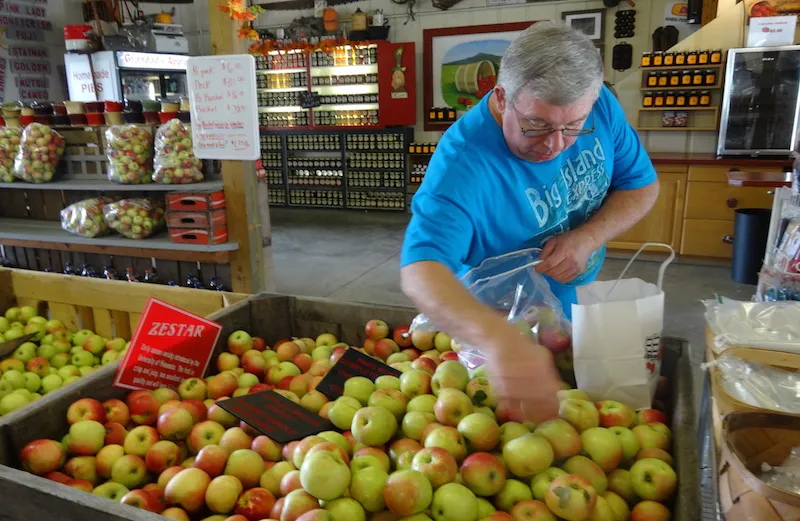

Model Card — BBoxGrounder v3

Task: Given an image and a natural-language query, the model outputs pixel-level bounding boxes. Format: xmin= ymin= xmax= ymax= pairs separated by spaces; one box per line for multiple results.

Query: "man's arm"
xmin=401 ymin=261 xmax=562 ymax=423
xmin=536 ymin=180 xmax=660 ymax=282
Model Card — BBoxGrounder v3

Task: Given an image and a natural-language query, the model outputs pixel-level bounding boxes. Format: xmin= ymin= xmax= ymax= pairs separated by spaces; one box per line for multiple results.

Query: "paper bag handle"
xmin=606 ymin=242 xmax=675 ymax=297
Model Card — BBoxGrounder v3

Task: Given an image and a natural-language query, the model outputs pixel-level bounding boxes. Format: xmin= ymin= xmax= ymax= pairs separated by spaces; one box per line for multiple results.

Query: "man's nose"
xmin=544 ymin=130 xmax=565 ymax=152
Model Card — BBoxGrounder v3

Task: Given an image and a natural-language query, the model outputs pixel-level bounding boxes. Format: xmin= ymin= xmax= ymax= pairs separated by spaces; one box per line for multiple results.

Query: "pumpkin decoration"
xmin=323 ymin=8 xmax=339 ymax=32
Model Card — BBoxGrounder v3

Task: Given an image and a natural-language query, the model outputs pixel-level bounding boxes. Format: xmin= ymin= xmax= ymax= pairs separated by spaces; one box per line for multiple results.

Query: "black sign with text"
xmin=217 ymin=390 xmax=333 ymax=443
xmin=299 ymin=91 xmax=321 ymax=109
xmin=315 ymin=347 xmax=401 ymax=399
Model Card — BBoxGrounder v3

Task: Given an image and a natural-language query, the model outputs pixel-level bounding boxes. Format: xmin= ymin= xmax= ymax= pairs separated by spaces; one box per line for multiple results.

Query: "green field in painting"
xmin=439 ymin=62 xmax=500 ymax=110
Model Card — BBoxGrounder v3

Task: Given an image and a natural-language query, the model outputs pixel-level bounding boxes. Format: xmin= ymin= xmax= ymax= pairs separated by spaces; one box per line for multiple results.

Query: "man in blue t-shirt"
xmin=400 ymin=22 xmax=659 ymax=423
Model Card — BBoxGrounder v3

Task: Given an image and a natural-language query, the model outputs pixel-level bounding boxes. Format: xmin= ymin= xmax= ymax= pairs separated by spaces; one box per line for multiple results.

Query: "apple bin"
xmin=0 ymin=293 xmax=700 ymax=521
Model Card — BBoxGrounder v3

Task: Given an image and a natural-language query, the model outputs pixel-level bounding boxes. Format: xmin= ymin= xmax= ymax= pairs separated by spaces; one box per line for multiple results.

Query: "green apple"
xmin=328 ymin=396 xmax=362 ymax=431
xmin=349 ymin=466 xmax=388 ymax=512
xmin=23 ymin=323 xmax=46 ymax=342
xmin=0 ymin=380 xmax=12 ymax=401
xmin=2 ymin=370 xmax=26 ymax=390
xmin=494 ymin=479 xmax=533 ymax=512
xmin=36 ymin=343 xmax=58 ymax=360
xmin=71 ymin=351 xmax=94 ymax=367
xmin=106 ymin=338 xmax=126 ymax=352
xmin=41 ymin=374 xmax=63 ymax=394
xmin=72 ymin=329 xmax=94 ymax=347
xmin=3 ymin=328 xmax=25 ymax=342
xmin=58 ymin=365 xmax=80 ymax=380
xmin=531 ymin=467 xmax=567 ymax=500
xmin=0 ymin=392 xmax=29 ymax=415
xmin=238 ymin=372 xmax=260 ymax=388
xmin=300 ymin=450 xmax=351 ymax=501
xmin=12 ymin=342 xmax=37 ymax=364
xmin=101 ymin=350 xmax=118 ymax=365
xmin=64 ymin=375 xmax=80 ymax=385
xmin=82 ymin=335 xmax=105 ymax=355
xmin=22 ymin=372 xmax=41 ymax=393
xmin=4 ymin=307 xmax=21 ymax=322
xmin=407 ymin=394 xmax=437 ymax=414
xmin=0 ymin=316 xmax=10 ymax=333
xmin=79 ymin=366 xmax=94 ymax=376
xmin=629 ymin=458 xmax=677 ymax=502
xmin=430 ymin=483 xmax=478 ymax=521
xmin=325 ymin=497 xmax=366 ymax=521
xmin=92 ymin=481 xmax=130 ymax=501
xmin=344 ymin=376 xmax=375 ymax=406
xmin=0 ymin=358 xmax=24 ymax=373
xmin=18 ymin=306 xmax=38 ymax=324
xmin=351 ymin=406 xmax=398 ymax=447
xmin=375 ymin=375 xmax=401 ymax=391
xmin=544 ymin=474 xmax=597 ymax=521
xmin=502 ymin=433 xmax=554 ymax=477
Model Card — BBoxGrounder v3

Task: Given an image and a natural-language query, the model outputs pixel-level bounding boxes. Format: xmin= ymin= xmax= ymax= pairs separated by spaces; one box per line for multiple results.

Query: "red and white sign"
xmin=117 ymin=51 xmax=189 ymax=71
xmin=747 ymin=16 xmax=797 ymax=47
xmin=113 ymin=298 xmax=223 ymax=391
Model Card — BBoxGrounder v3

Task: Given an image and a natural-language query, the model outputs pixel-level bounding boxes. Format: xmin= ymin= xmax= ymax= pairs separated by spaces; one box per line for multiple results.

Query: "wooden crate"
xmin=0 ymin=293 xmax=701 ymax=521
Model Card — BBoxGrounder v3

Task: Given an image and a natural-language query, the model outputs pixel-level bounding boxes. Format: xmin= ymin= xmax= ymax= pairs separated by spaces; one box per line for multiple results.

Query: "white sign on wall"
xmin=64 ymin=52 xmax=121 ymax=102
xmin=747 ymin=16 xmax=797 ymax=47
xmin=187 ymin=54 xmax=260 ymax=161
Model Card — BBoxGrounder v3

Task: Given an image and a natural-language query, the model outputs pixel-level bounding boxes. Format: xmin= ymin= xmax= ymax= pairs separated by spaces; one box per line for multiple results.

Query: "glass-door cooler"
xmin=718 ymin=45 xmax=800 ymax=157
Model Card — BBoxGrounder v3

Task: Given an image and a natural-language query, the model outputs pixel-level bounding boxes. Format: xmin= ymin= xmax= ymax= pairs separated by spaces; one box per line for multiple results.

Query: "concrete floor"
xmin=270 ymin=208 xmax=756 ymax=399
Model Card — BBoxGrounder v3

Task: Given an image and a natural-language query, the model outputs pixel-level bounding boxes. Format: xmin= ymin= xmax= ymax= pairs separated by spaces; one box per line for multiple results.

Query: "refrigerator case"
xmin=65 ymin=51 xmax=189 ymax=103
xmin=718 ymin=45 xmax=800 ymax=156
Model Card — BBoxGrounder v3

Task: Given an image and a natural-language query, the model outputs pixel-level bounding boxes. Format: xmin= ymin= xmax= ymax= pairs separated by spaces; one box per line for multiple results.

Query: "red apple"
xmin=208 ymin=372 xmax=239 ymax=400
xmin=129 ymin=392 xmax=161 ymax=425
xmin=19 ymin=439 xmax=65 ymax=475
xmin=103 ymin=399 xmax=130 ymax=425
xmin=631 ymin=500 xmax=671 ymax=521
xmin=597 ymin=400 xmax=636 ymax=428
xmin=104 ymin=421 xmax=128 ymax=446
xmin=374 ymin=338 xmax=400 ymax=361
xmin=461 ymin=452 xmax=507 ymax=496
xmin=393 ymin=325 xmax=413 ymax=347
xmin=637 ymin=409 xmax=668 ymax=425
xmin=235 ymin=487 xmax=277 ymax=520
xmin=365 ymin=319 xmax=390 ymax=341
xmin=281 ymin=489 xmax=319 ymax=521
xmin=120 ymin=489 xmax=162 ymax=512
xmin=67 ymin=398 xmax=106 ymax=425
xmin=164 ymin=467 xmax=212 ymax=513
xmin=252 ymin=337 xmax=267 ymax=351
xmin=158 ymin=407 xmax=195 ymax=441
xmin=544 ymin=474 xmax=597 ymax=521
xmin=179 ymin=399 xmax=208 ymax=423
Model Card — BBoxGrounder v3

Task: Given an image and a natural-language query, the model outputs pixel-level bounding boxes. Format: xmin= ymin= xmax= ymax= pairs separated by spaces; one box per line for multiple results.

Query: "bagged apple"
xmin=153 ymin=119 xmax=204 ymax=184
xmin=0 ymin=127 xmax=23 ymax=182
xmin=60 ymin=197 xmax=118 ymax=238
xmin=102 ymin=198 xmax=166 ymax=240
xmin=105 ymin=124 xmax=154 ymax=184
xmin=12 ymin=123 xmax=65 ymax=183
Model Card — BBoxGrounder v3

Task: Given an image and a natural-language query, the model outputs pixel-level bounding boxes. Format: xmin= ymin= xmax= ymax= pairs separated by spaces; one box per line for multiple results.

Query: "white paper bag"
xmin=571 ymin=243 xmax=675 ymax=410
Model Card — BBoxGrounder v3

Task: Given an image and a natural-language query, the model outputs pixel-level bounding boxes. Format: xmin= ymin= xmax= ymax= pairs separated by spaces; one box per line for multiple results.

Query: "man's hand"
xmin=535 ymin=230 xmax=597 ymax=283
xmin=483 ymin=327 xmax=562 ymax=424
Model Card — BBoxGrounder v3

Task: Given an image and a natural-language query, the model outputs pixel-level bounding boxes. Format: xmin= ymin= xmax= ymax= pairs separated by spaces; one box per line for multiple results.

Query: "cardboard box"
xmin=166 ymin=190 xmax=226 ymax=212
xmin=166 ymin=209 xmax=227 ymax=229
xmin=170 ymin=226 xmax=229 ymax=245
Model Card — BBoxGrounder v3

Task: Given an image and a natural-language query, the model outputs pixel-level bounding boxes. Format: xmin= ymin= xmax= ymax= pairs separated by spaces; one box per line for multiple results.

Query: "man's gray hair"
xmin=497 ymin=21 xmax=604 ymax=106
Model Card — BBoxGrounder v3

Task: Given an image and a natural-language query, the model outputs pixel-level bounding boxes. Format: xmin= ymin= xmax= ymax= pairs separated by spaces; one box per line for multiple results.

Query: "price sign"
xmin=187 ymin=54 xmax=261 ymax=160
xmin=299 ymin=91 xmax=321 ymax=109
xmin=113 ymin=298 xmax=223 ymax=391
xmin=315 ymin=347 xmax=401 ymax=399
xmin=217 ymin=390 xmax=334 ymax=443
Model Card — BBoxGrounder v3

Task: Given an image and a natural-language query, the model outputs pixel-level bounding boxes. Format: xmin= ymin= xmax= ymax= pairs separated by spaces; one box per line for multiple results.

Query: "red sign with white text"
xmin=113 ymin=298 xmax=223 ymax=391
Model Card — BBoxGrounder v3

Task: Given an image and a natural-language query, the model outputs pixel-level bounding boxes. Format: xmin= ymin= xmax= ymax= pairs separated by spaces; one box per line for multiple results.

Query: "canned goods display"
xmin=347 ymin=171 xmax=404 ymax=188
xmin=268 ymin=188 xmax=287 ymax=206
xmin=289 ymin=189 xmax=344 ymax=208
xmin=346 ymin=133 xmax=404 ymax=151
xmin=346 ymin=191 xmax=405 ymax=210
xmin=409 ymin=163 xmax=428 ymax=185
xmin=348 ymin=152 xmax=404 ymax=170
xmin=256 ymin=52 xmax=307 ymax=70
xmin=309 ymin=46 xmax=378 ymax=67
xmin=317 ymin=94 xmax=379 ymax=105
xmin=256 ymin=72 xmax=307 ymax=90
xmin=259 ymin=111 xmax=310 ymax=128
xmin=258 ymin=91 xmax=302 ymax=107
xmin=261 ymin=152 xmax=282 ymax=169
xmin=260 ymin=134 xmax=282 ymax=151
xmin=264 ymin=170 xmax=284 ymax=186
xmin=311 ymin=73 xmax=378 ymax=86
xmin=288 ymin=169 xmax=343 ymax=187
xmin=313 ymin=110 xmax=379 ymax=127
xmin=287 ymin=157 xmax=342 ymax=168
xmin=287 ymin=134 xmax=340 ymax=151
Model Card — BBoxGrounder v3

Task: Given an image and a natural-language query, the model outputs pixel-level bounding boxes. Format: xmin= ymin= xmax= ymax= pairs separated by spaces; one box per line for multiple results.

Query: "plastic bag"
xmin=105 ymin=124 xmax=154 ymax=184
xmin=153 ymin=119 xmax=204 ymax=184
xmin=103 ymin=198 xmax=165 ymax=239
xmin=60 ymin=197 xmax=118 ymax=238
xmin=13 ymin=123 xmax=65 ymax=183
xmin=0 ymin=127 xmax=22 ymax=182
xmin=409 ymin=248 xmax=572 ymax=371
xmin=702 ymin=353 xmax=800 ymax=414
xmin=759 ymin=447 xmax=800 ymax=495
xmin=704 ymin=297 xmax=800 ymax=352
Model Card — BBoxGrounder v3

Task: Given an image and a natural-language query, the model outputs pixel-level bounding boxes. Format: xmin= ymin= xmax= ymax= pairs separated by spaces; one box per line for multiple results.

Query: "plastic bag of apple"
xmin=0 ymin=305 xmax=128 ymax=416
xmin=0 ymin=126 xmax=23 ymax=183
xmin=106 ymin=124 xmax=155 ymax=185
xmin=153 ymin=119 xmax=204 ymax=184
xmin=12 ymin=122 xmax=66 ymax=183
xmin=16 ymin=319 xmax=677 ymax=521
xmin=60 ymin=197 xmax=119 ymax=238
xmin=103 ymin=198 xmax=166 ymax=240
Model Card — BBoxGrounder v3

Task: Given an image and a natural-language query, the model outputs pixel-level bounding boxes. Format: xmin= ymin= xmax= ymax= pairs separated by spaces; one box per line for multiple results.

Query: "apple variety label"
xmin=316 ymin=347 xmax=401 ymax=399
xmin=187 ymin=55 xmax=261 ymax=161
xmin=217 ymin=390 xmax=333 ymax=443
xmin=113 ymin=298 xmax=223 ymax=391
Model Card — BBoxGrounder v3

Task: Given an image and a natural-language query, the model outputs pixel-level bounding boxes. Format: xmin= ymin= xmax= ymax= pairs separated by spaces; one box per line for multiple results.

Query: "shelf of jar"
xmin=313 ymin=103 xmax=379 ymax=111
xmin=636 ymin=126 xmax=718 ymax=131
xmin=346 ymin=205 xmax=406 ymax=211
xmin=641 ymin=64 xmax=722 ymax=71
xmin=287 ymin=203 xmax=345 ymax=209
xmin=311 ymin=84 xmax=378 ymax=94
xmin=310 ymin=64 xmax=378 ymax=76
xmin=257 ymin=68 xmax=307 ymax=74
xmin=287 ymin=185 xmax=343 ymax=191
xmin=638 ymin=106 xmax=718 ymax=111
xmin=641 ymin=84 xmax=721 ymax=91
xmin=347 ymin=186 xmax=406 ymax=192
xmin=257 ymin=87 xmax=309 ymax=92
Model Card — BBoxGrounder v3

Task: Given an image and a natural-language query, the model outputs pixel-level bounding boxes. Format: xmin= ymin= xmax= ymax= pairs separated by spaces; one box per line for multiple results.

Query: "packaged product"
xmin=0 ymin=126 xmax=23 ymax=182
xmin=60 ymin=197 xmax=118 ymax=238
xmin=13 ymin=123 xmax=65 ymax=183
xmin=103 ymin=198 xmax=166 ymax=239
xmin=105 ymin=124 xmax=154 ymax=184
xmin=153 ymin=119 xmax=204 ymax=184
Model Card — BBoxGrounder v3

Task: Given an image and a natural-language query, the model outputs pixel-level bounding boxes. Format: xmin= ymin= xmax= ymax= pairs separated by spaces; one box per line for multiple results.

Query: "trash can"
xmin=731 ymin=208 xmax=772 ymax=285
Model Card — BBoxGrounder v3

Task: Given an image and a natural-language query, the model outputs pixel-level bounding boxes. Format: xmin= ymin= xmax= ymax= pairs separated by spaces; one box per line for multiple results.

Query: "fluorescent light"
xmin=310 ymin=64 xmax=377 ymax=76
xmin=315 ymin=103 xmax=379 ymax=111
xmin=312 ymin=84 xmax=378 ymax=95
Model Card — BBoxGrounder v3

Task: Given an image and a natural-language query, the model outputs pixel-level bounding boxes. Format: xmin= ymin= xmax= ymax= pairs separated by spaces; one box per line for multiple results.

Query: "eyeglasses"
xmin=510 ymin=104 xmax=595 ymax=138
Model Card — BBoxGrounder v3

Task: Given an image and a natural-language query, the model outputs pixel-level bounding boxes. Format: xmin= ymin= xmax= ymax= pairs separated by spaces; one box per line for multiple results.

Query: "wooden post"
xmin=701 ymin=0 xmax=719 ymax=25
xmin=207 ymin=0 xmax=275 ymax=294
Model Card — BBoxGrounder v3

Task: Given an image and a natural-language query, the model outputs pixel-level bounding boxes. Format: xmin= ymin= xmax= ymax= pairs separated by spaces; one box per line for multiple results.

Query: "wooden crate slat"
xmin=129 ymin=312 xmax=141 ymax=334
xmin=24 ymin=248 xmax=38 ymax=271
xmin=92 ymin=308 xmax=115 ymax=338
xmin=111 ymin=309 xmax=132 ymax=340
xmin=41 ymin=191 xmax=65 ymax=221
xmin=26 ymin=191 xmax=48 ymax=220
xmin=48 ymin=302 xmax=81 ymax=331
xmin=0 ymin=269 xmax=13 ymax=310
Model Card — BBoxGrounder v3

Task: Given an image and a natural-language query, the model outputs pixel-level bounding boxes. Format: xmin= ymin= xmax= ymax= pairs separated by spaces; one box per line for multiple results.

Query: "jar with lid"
xmin=686 ymin=51 xmax=698 ymax=65
xmin=710 ymin=49 xmax=722 ymax=64
xmin=688 ymin=92 xmax=700 ymax=106
xmin=705 ymin=69 xmax=717 ymax=86
xmin=654 ymin=92 xmax=665 ymax=107
xmin=647 ymin=72 xmax=658 ymax=87
xmin=692 ymin=70 xmax=703 ymax=85
xmin=676 ymin=92 xmax=687 ymax=107
xmin=699 ymin=91 xmax=711 ymax=106
xmin=641 ymin=52 xmax=652 ymax=67
xmin=669 ymin=72 xmax=681 ymax=87
xmin=681 ymin=70 xmax=692 ymax=86
xmin=665 ymin=93 xmax=676 ymax=107
xmin=658 ymin=72 xmax=668 ymax=87
xmin=698 ymin=50 xmax=709 ymax=65
xmin=675 ymin=52 xmax=686 ymax=66
xmin=664 ymin=52 xmax=675 ymax=66
xmin=653 ymin=51 xmax=664 ymax=66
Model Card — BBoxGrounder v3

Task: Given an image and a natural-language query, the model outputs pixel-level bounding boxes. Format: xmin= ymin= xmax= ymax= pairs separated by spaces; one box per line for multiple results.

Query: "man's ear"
xmin=494 ymin=86 xmax=508 ymax=113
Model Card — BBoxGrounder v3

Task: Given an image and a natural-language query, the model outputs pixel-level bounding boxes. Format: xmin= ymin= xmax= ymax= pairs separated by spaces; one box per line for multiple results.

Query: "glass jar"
xmin=676 ymin=92 xmax=687 ymax=107
xmin=653 ymin=51 xmax=664 ymax=67
xmin=705 ymin=69 xmax=717 ymax=85
xmin=658 ymin=72 xmax=668 ymax=87
xmin=688 ymin=93 xmax=700 ymax=106
xmin=675 ymin=52 xmax=686 ymax=66
xmin=663 ymin=52 xmax=674 ymax=66
xmin=692 ymin=70 xmax=704 ymax=85
xmin=641 ymin=52 xmax=652 ymax=67
xmin=669 ymin=72 xmax=681 ymax=87
xmin=710 ymin=49 xmax=723 ymax=64
xmin=686 ymin=51 xmax=698 ymax=65
xmin=681 ymin=71 xmax=692 ymax=86
xmin=647 ymin=72 xmax=658 ymax=87
xmin=698 ymin=50 xmax=709 ymax=65
xmin=700 ymin=91 xmax=711 ymax=106
xmin=665 ymin=93 xmax=675 ymax=106
xmin=654 ymin=92 xmax=665 ymax=107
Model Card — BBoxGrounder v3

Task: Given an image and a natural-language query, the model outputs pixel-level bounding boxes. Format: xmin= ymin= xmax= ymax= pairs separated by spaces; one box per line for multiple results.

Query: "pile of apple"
xmin=15 ymin=320 xmax=676 ymax=521
xmin=60 ymin=197 xmax=118 ymax=238
xmin=102 ymin=198 xmax=166 ymax=240
xmin=13 ymin=123 xmax=66 ymax=183
xmin=105 ymin=124 xmax=155 ymax=184
xmin=153 ymin=119 xmax=204 ymax=184
xmin=0 ymin=126 xmax=22 ymax=183
xmin=0 ymin=305 xmax=128 ymax=416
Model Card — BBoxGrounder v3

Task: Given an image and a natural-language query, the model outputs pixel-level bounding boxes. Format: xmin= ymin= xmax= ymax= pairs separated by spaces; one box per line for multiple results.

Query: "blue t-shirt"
xmin=400 ymin=87 xmax=656 ymax=316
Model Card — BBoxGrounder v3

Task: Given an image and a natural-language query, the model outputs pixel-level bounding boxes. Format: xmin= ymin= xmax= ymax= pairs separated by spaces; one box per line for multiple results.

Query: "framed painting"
xmin=423 ymin=21 xmax=536 ymax=131
xmin=562 ymin=9 xmax=605 ymax=42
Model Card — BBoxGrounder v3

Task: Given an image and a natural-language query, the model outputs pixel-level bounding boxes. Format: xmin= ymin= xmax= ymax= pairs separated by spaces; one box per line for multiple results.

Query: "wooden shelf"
xmin=0 ymin=179 xmax=224 ymax=192
xmin=642 ymin=64 xmax=723 ymax=71
xmin=636 ymin=127 xmax=718 ymax=131
xmin=638 ymin=107 xmax=718 ymax=111
xmin=0 ymin=219 xmax=238 ymax=263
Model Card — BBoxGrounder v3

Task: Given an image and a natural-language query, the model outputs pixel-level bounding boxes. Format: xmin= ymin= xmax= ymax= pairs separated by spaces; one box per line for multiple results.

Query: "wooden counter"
xmin=608 ymin=152 xmax=787 ymax=258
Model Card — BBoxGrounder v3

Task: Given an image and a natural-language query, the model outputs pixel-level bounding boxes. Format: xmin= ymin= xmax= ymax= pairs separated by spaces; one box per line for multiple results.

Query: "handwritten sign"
xmin=218 ymin=391 xmax=334 ymax=443
xmin=113 ymin=298 xmax=223 ymax=391
xmin=188 ymin=55 xmax=260 ymax=161
xmin=315 ymin=348 xmax=401 ymax=399
xmin=299 ymin=91 xmax=321 ymax=109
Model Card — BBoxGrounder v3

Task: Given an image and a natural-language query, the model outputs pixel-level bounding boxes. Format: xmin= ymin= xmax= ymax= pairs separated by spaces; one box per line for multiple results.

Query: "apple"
xmin=398 ymin=370 xmax=432 ymax=400
xmin=208 ymin=372 xmax=239 ymax=400
xmin=68 ymin=420 xmax=106 ymax=455
xmin=502 ymin=433 xmax=554 ymax=478
xmin=629 ymin=458 xmax=676 ymax=501
xmin=96 ymin=444 xmax=126 ymax=478
xmin=111 ymin=454 xmax=149 ymax=489
xmin=560 ymin=399 xmax=600 ymax=432
xmin=608 ymin=426 xmax=640 ymax=463
xmin=82 ymin=335 xmax=105 ymax=355
xmin=300 ymin=390 xmax=329 ymax=414
xmin=157 ymin=407 xmax=195 ymax=441
xmin=597 ymin=400 xmax=635 ymax=428
xmin=630 ymin=500 xmax=670 ymax=521
xmin=180 ymin=399 xmax=208 ymax=423
xmin=260 ymin=460 xmax=295 ymax=496
xmin=315 ymin=333 xmax=338 ymax=347
xmin=207 ymin=401 xmax=237 ymax=429
xmin=403 ymin=411 xmax=437 ymax=441
xmin=637 ymin=447 xmax=674 ymax=467
xmin=351 ymin=406 xmax=398 ymax=447
xmin=277 ymin=341 xmax=301 ymax=362
xmin=632 ymin=423 xmax=671 ymax=451
xmin=562 ymin=455 xmax=608 ymax=494
xmin=292 ymin=435 xmax=326 ymax=468
xmin=224 ymin=448 xmax=265 ymax=489
xmin=368 ymin=388 xmax=408 ymax=420
xmin=103 ymin=421 xmax=127 ymax=445
xmin=351 ymin=454 xmax=390 ymax=475
xmin=103 ymin=398 xmax=130 ymax=425
xmin=424 ymin=426 xmax=467 ymax=463
xmin=388 ymin=438 xmax=421 ymax=468
xmin=544 ymin=474 xmax=597 ymax=521
xmin=188 ymin=421 xmax=226 ymax=454
xmin=251 ymin=434 xmax=282 ymax=461
xmin=217 ymin=353 xmax=240 ymax=372
xmin=350 ymin=466 xmax=388 ymax=512
xmin=499 ymin=422 xmax=530 ymax=446
xmin=381 ymin=469 xmax=432 ymax=516
xmin=464 ymin=377 xmax=498 ymax=409
xmin=434 ymin=388 xmax=474 ymax=427
xmin=411 ymin=357 xmax=437 ymax=375
xmin=280 ymin=470 xmax=302 ymax=496
xmin=433 ymin=332 xmax=452 ymax=353
xmin=431 ymin=361 xmax=469 ymax=394
xmin=228 ymin=330 xmax=254 ymax=355
xmin=164 ymin=467 xmax=212 ymax=513
xmin=269 ymin=362 xmax=302 ymax=385
xmin=19 ymin=439 xmax=65 ymax=475
xmin=637 ymin=409 xmax=667 ymax=425
xmin=494 ymin=478 xmax=533 ymax=512
xmin=63 ymin=457 xmax=98 ymax=486
xmin=67 ymin=398 xmax=106 ymax=424
xmin=298 ymin=449 xmax=351 ymax=501
xmin=161 ymin=507 xmax=192 ymax=521
xmin=460 ymin=452 xmax=506 ymax=497
xmin=509 ymin=500 xmax=556 ymax=521
xmin=532 ymin=419 xmax=581 ymax=460
xmin=411 ymin=330 xmax=435 ymax=351
xmin=220 ymin=427 xmax=254 ymax=454
xmin=123 ymin=425 xmax=159 ymax=456
xmin=281 ymin=489 xmax=319 ymax=521
xmin=235 ymin=487 xmax=277 ymax=520
xmin=587 ymin=495 xmax=616 ymax=521
xmin=343 ymin=376 xmax=375 ymax=406
xmin=146 ymin=440 xmax=182 ymax=474
xmin=92 ymin=481 xmax=130 ymax=501
xmin=374 ymin=339 xmax=400 ymax=361
xmin=607 ymin=469 xmax=638 ymax=503
xmin=457 ymin=413 xmax=500 ymax=453
xmin=120 ymin=489 xmax=162 ymax=512
xmin=194 ymin=444 xmax=229 ymax=477
xmin=365 ymin=320 xmax=390 ymax=340
xmin=129 ymin=391 xmax=161 ymax=425
xmin=430 ymin=482 xmax=478 ymax=521
xmin=179 ymin=378 xmax=208 ymax=401
xmin=580 ymin=427 xmax=623 ymax=472
xmin=408 ymin=394 xmax=437 ymax=414
xmin=603 ymin=492 xmax=630 ymax=521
